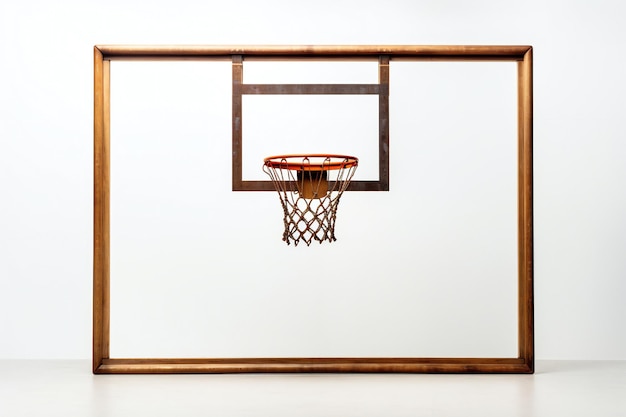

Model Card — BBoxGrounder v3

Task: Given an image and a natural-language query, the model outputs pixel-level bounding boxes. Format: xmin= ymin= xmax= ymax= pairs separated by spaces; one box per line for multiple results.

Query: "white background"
xmin=1 ymin=0 xmax=625 ymax=360
xmin=107 ymin=59 xmax=517 ymax=358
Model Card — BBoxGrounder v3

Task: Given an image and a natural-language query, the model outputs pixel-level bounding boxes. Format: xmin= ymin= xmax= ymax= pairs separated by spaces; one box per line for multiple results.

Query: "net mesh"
xmin=263 ymin=156 xmax=358 ymax=246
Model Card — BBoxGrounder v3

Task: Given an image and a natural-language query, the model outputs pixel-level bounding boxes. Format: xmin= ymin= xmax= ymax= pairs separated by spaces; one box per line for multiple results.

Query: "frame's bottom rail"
xmin=95 ymin=358 xmax=533 ymax=374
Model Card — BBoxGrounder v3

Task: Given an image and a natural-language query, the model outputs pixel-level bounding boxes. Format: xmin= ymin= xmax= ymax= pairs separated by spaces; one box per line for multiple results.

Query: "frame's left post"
xmin=93 ymin=47 xmax=111 ymax=373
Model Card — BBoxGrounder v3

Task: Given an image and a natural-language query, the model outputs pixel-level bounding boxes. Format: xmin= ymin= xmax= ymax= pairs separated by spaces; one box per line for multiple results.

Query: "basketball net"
xmin=263 ymin=155 xmax=358 ymax=246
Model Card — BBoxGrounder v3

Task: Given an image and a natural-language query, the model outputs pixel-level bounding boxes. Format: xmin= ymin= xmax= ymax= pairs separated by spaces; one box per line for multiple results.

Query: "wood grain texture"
xmin=518 ymin=48 xmax=534 ymax=372
xmin=236 ymin=180 xmax=389 ymax=192
xmin=95 ymin=45 xmax=531 ymax=60
xmin=93 ymin=47 xmax=110 ymax=372
xmin=378 ymin=55 xmax=390 ymax=191
xmin=95 ymin=358 xmax=532 ymax=374
xmin=241 ymin=84 xmax=382 ymax=94
xmin=232 ymin=55 xmax=243 ymax=191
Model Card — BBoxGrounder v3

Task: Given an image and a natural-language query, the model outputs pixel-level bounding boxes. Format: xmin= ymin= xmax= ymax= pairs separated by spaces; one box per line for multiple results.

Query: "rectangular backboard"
xmin=93 ymin=45 xmax=533 ymax=374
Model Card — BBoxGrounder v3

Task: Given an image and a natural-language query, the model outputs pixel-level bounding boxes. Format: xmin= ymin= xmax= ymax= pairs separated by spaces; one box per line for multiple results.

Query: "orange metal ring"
xmin=263 ymin=154 xmax=358 ymax=171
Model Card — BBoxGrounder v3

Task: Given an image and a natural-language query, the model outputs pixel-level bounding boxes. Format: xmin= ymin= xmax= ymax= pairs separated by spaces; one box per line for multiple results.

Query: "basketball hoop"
xmin=263 ymin=154 xmax=358 ymax=246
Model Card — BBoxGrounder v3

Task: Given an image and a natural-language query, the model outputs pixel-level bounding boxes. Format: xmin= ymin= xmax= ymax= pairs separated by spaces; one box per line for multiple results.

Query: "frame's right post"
xmin=518 ymin=47 xmax=534 ymax=373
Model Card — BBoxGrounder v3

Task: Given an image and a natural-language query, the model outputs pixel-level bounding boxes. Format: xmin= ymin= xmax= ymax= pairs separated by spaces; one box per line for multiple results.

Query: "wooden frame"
xmin=94 ymin=45 xmax=533 ymax=374
xmin=232 ymin=54 xmax=389 ymax=191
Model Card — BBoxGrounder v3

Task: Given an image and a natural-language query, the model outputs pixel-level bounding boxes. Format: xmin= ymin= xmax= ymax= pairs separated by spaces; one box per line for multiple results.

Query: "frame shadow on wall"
xmin=93 ymin=45 xmax=533 ymax=374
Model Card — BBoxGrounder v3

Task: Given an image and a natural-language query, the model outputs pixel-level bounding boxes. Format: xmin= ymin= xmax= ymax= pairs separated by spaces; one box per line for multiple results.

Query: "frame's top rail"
xmin=95 ymin=45 xmax=532 ymax=60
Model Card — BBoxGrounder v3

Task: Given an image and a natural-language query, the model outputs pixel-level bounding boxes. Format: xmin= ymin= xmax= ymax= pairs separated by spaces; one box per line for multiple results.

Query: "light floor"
xmin=0 ymin=361 xmax=624 ymax=416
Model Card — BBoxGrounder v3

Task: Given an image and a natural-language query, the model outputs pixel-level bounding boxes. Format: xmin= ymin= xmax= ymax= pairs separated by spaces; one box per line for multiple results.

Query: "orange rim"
xmin=264 ymin=154 xmax=358 ymax=171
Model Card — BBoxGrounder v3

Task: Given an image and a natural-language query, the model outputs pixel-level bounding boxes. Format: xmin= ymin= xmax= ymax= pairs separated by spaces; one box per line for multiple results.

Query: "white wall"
xmin=1 ymin=0 xmax=625 ymax=360
xmin=106 ymin=59 xmax=519 ymax=359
